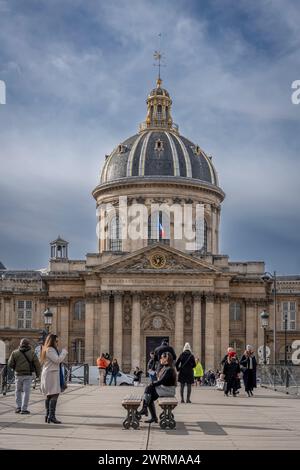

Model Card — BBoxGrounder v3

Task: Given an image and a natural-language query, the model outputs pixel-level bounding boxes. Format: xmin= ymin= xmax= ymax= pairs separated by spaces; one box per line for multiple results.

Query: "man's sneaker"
xmin=15 ymin=408 xmax=21 ymax=413
xmin=20 ymin=410 xmax=30 ymax=414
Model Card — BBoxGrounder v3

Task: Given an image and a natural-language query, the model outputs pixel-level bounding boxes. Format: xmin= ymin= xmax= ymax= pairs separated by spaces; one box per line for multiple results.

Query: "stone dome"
xmin=100 ymin=130 xmax=218 ymax=185
xmin=99 ymin=77 xmax=219 ymax=187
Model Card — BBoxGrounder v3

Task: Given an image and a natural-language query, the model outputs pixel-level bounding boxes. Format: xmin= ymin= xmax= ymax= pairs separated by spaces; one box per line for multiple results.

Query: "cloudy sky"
xmin=0 ymin=0 xmax=299 ymax=274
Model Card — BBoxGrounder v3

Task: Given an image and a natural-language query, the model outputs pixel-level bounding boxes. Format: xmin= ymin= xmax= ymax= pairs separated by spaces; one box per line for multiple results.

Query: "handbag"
xmin=59 ymin=364 xmax=67 ymax=392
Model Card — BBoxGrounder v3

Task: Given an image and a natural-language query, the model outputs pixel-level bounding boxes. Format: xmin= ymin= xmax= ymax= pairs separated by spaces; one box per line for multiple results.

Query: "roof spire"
xmin=153 ymin=33 xmax=164 ymax=87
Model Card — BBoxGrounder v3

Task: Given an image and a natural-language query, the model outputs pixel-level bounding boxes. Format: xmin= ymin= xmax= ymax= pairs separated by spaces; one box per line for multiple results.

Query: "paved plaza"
xmin=0 ymin=385 xmax=299 ymax=450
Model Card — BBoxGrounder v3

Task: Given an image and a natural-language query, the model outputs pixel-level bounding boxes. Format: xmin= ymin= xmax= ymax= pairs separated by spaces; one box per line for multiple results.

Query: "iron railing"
xmin=257 ymin=364 xmax=300 ymax=396
xmin=1 ymin=362 xmax=89 ymax=395
xmin=62 ymin=363 xmax=89 ymax=385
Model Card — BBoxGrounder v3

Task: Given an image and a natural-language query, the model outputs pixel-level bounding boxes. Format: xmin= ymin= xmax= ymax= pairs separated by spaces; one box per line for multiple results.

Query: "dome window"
xmin=155 ymin=139 xmax=164 ymax=151
xmin=191 ymin=145 xmax=201 ymax=156
xmin=118 ymin=144 xmax=127 ymax=154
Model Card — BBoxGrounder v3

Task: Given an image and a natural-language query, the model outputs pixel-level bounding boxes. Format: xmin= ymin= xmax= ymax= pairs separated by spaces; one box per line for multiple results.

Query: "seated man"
xmin=137 ymin=352 xmax=177 ymax=423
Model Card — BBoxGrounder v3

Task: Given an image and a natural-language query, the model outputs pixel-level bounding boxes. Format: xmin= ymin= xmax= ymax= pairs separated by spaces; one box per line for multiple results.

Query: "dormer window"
xmin=118 ymin=144 xmax=127 ymax=154
xmin=191 ymin=145 xmax=201 ymax=156
xmin=155 ymin=139 xmax=164 ymax=151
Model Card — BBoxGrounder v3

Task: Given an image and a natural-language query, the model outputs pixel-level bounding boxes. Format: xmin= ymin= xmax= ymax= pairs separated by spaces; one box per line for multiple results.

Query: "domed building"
xmin=1 ymin=76 xmax=299 ymax=370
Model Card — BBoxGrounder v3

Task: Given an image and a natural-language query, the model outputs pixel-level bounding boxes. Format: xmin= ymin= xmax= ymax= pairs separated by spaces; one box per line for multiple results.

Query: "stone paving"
xmin=0 ymin=385 xmax=299 ymax=450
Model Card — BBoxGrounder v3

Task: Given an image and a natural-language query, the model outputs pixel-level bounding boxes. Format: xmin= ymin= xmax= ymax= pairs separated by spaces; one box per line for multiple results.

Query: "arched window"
xmin=148 ymin=211 xmax=170 ymax=245
xmin=74 ymin=300 xmax=85 ymax=321
xmin=230 ymin=302 xmax=242 ymax=321
xmin=109 ymin=215 xmax=122 ymax=251
xmin=195 ymin=219 xmax=207 ymax=252
xmin=71 ymin=339 xmax=85 ymax=363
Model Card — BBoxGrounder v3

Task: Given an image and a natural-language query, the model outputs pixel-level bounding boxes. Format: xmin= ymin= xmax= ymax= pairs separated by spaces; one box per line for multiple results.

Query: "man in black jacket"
xmin=153 ymin=339 xmax=176 ymax=369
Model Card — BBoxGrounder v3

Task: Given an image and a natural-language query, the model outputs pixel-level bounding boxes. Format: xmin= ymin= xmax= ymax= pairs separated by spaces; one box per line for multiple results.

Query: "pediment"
xmin=94 ymin=244 xmax=222 ymax=274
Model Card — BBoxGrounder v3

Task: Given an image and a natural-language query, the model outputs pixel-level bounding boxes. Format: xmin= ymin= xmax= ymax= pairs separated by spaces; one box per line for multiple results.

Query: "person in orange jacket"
xmin=96 ymin=353 xmax=109 ymax=386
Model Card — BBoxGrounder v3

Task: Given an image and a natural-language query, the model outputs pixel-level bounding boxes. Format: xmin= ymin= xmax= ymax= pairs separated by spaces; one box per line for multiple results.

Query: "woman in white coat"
xmin=40 ymin=334 xmax=68 ymax=424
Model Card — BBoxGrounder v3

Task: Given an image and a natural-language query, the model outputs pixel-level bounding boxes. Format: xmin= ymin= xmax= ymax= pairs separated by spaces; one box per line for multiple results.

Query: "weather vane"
xmin=153 ymin=33 xmax=165 ymax=84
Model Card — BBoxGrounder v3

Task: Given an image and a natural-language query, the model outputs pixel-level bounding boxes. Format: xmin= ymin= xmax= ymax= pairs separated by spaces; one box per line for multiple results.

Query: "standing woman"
xmin=109 ymin=358 xmax=120 ymax=386
xmin=176 ymin=343 xmax=196 ymax=403
xmin=240 ymin=345 xmax=257 ymax=397
xmin=40 ymin=334 xmax=68 ymax=423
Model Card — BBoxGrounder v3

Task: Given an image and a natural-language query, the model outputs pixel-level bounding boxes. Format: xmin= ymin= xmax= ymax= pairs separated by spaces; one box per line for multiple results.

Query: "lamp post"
xmin=43 ymin=308 xmax=53 ymax=334
xmin=261 ymin=271 xmax=277 ymax=364
xmin=260 ymin=310 xmax=269 ymax=365
xmin=284 ymin=312 xmax=288 ymax=366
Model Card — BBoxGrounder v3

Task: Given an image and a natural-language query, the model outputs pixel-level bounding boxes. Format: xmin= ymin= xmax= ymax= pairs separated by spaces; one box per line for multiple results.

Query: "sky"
xmin=0 ymin=0 xmax=299 ymax=274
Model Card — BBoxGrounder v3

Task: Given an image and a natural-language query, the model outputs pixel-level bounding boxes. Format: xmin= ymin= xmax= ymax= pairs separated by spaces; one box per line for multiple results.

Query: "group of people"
xmin=96 ymin=353 xmax=120 ymax=386
xmin=8 ymin=334 xmax=67 ymax=423
xmin=7 ymin=335 xmax=258 ymax=427
xmin=220 ymin=345 xmax=257 ymax=397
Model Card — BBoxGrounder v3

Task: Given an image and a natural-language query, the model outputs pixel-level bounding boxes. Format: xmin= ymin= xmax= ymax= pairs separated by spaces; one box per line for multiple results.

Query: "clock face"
xmin=150 ymin=252 xmax=166 ymax=269
xmin=152 ymin=316 xmax=163 ymax=329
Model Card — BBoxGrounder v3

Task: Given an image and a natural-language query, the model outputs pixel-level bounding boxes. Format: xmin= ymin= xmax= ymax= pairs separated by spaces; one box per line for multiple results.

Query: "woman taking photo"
xmin=40 ymin=334 xmax=68 ymax=424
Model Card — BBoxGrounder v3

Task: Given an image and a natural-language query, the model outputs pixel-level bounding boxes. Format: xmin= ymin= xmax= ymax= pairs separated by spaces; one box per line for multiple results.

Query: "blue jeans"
xmin=109 ymin=374 xmax=117 ymax=386
xmin=15 ymin=375 xmax=32 ymax=411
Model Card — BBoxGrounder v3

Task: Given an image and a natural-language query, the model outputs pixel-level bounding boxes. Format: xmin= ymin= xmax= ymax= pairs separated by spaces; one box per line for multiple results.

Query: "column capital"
xmin=175 ymin=292 xmax=184 ymax=301
xmin=100 ymin=292 xmax=111 ymax=301
xmin=192 ymin=291 xmax=202 ymax=301
xmin=112 ymin=290 xmax=124 ymax=299
xmin=132 ymin=292 xmax=141 ymax=301
xmin=205 ymin=292 xmax=215 ymax=302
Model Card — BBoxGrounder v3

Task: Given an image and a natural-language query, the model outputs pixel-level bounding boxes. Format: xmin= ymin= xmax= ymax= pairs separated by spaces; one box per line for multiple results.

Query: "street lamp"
xmin=261 ymin=271 xmax=277 ymax=364
xmin=284 ymin=312 xmax=288 ymax=366
xmin=43 ymin=308 xmax=53 ymax=334
xmin=260 ymin=309 xmax=269 ymax=365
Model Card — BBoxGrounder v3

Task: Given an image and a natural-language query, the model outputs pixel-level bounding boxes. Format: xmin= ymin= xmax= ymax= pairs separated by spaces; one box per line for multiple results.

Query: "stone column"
xmin=205 ymin=294 xmax=215 ymax=370
xmin=192 ymin=293 xmax=202 ymax=359
xmin=131 ymin=293 xmax=141 ymax=369
xmin=0 ymin=298 xmax=5 ymax=328
xmin=85 ymin=298 xmax=95 ymax=365
xmin=174 ymin=293 xmax=184 ymax=355
xmin=59 ymin=301 xmax=69 ymax=351
xmin=220 ymin=297 xmax=230 ymax=357
xmin=246 ymin=301 xmax=256 ymax=350
xmin=113 ymin=292 xmax=123 ymax=364
xmin=100 ymin=292 xmax=110 ymax=356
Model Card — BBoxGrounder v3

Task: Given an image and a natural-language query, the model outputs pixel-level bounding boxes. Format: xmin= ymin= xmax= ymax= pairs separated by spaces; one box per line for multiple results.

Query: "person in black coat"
xmin=137 ymin=352 xmax=177 ymax=423
xmin=222 ymin=352 xmax=240 ymax=396
xmin=175 ymin=343 xmax=196 ymax=403
xmin=240 ymin=345 xmax=257 ymax=397
xmin=153 ymin=339 xmax=176 ymax=374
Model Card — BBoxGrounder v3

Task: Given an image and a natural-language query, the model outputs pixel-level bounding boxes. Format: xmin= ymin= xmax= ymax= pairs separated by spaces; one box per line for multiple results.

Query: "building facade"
xmin=1 ymin=78 xmax=299 ymax=370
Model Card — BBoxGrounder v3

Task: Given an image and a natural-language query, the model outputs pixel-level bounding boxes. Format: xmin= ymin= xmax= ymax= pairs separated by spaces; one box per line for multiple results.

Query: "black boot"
xmin=137 ymin=393 xmax=151 ymax=417
xmin=145 ymin=401 xmax=158 ymax=424
xmin=186 ymin=384 xmax=192 ymax=403
xmin=137 ymin=399 xmax=148 ymax=417
xmin=48 ymin=397 xmax=62 ymax=424
xmin=45 ymin=397 xmax=50 ymax=423
xmin=180 ymin=383 xmax=185 ymax=403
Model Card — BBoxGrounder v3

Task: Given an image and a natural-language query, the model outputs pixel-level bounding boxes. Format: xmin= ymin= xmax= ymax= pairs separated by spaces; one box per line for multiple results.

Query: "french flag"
xmin=159 ymin=222 xmax=166 ymax=238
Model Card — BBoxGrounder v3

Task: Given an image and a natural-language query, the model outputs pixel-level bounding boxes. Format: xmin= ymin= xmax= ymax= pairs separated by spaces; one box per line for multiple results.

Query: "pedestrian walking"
xmin=176 ymin=343 xmax=196 ymax=403
xmin=109 ymin=358 xmax=120 ymax=386
xmin=40 ymin=334 xmax=68 ymax=424
xmin=240 ymin=345 xmax=257 ymax=397
xmin=8 ymin=338 xmax=41 ymax=414
xmin=193 ymin=357 xmax=204 ymax=386
xmin=221 ymin=351 xmax=240 ymax=396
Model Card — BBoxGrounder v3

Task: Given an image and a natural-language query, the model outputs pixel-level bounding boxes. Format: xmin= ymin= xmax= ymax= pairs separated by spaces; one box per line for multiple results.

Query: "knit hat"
xmin=183 ymin=342 xmax=192 ymax=352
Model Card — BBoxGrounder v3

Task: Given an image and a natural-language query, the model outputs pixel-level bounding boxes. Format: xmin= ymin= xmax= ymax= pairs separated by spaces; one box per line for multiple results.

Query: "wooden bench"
xmin=157 ymin=397 xmax=178 ymax=429
xmin=122 ymin=395 xmax=142 ymax=429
